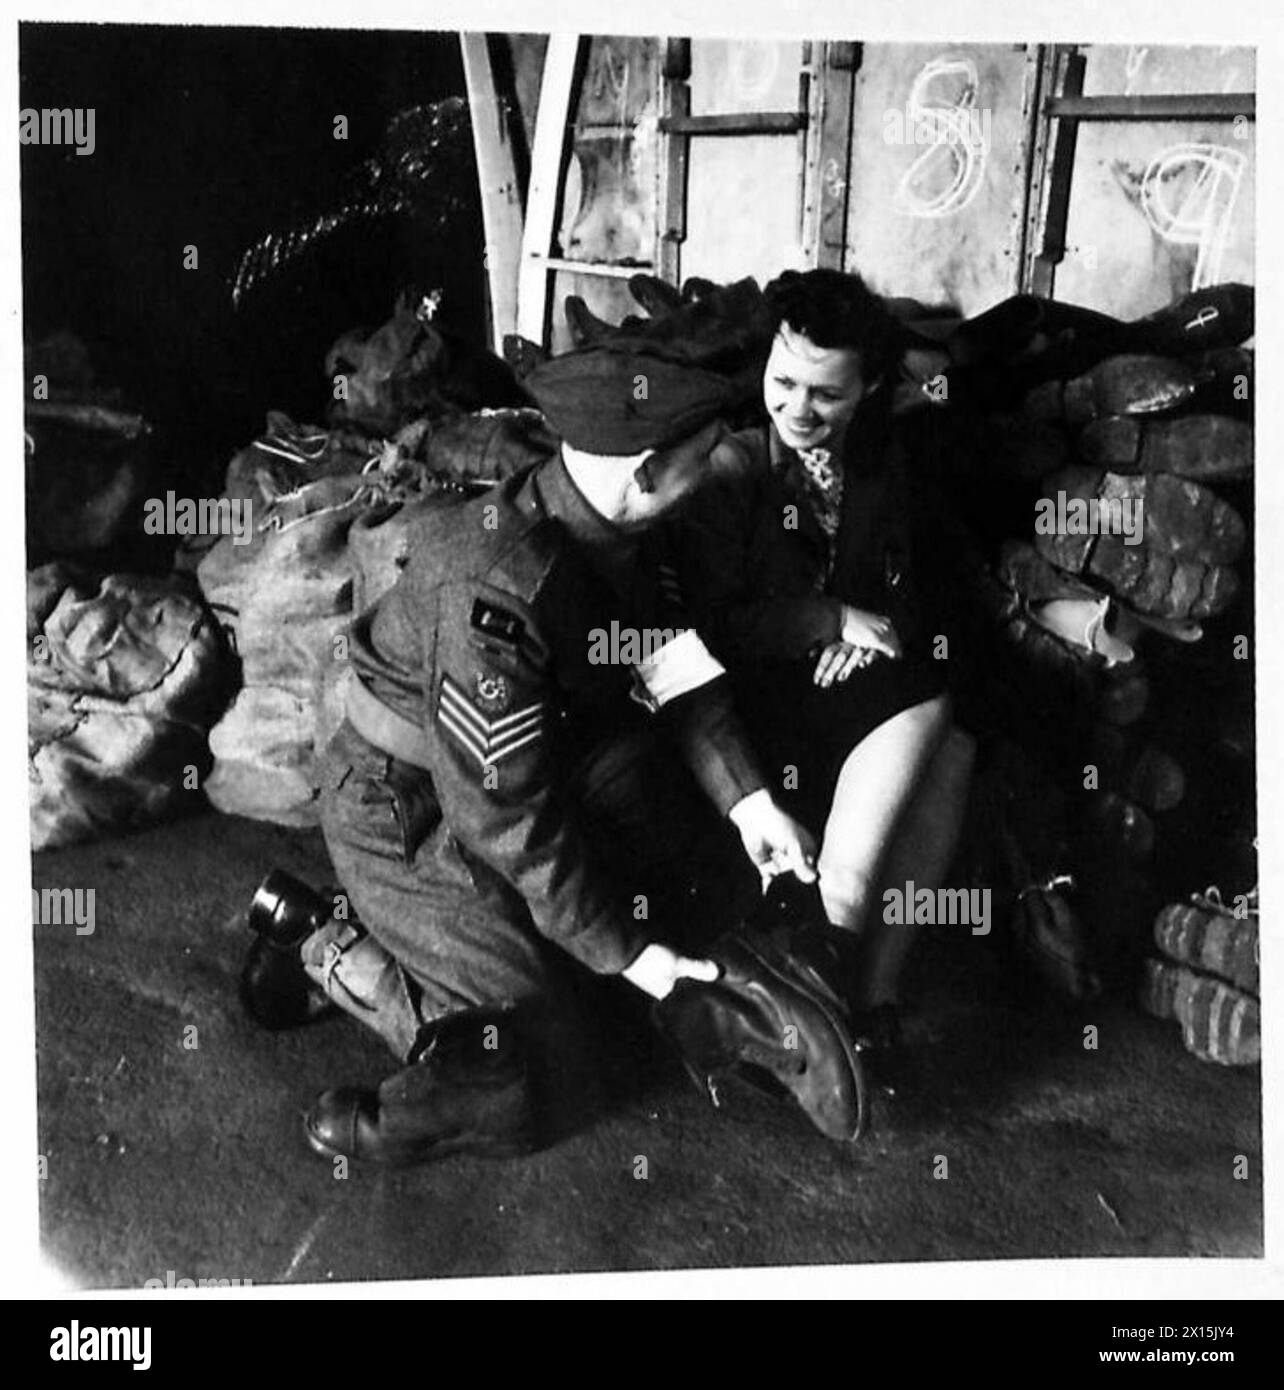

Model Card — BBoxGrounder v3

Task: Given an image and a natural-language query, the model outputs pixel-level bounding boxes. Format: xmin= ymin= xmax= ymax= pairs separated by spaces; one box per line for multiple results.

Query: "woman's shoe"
xmin=1009 ymin=885 xmax=1102 ymax=1002
xmin=847 ymin=1004 xmax=911 ymax=1096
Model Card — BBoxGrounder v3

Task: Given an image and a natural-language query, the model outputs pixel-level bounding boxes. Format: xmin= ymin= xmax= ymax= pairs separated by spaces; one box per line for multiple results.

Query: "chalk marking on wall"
xmin=892 ymin=56 xmax=988 ymax=220
xmin=1123 ymin=46 xmax=1149 ymax=97
xmin=1138 ymin=141 xmax=1245 ymax=290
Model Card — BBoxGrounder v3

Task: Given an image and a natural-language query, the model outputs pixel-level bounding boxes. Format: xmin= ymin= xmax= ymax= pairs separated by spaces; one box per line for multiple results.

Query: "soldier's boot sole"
xmin=1154 ymin=900 xmax=1259 ymax=995
xmin=1079 ymin=414 xmax=1252 ymax=481
xmin=1139 ymin=960 xmax=1260 ymax=1067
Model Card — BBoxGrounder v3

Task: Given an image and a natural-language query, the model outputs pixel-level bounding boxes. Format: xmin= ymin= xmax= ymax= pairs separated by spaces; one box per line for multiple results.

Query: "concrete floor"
xmin=32 ymin=808 xmax=1262 ymax=1290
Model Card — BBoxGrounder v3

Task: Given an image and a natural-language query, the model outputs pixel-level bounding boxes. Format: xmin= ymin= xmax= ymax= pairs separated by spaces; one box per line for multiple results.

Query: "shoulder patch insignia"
xmin=471 ymin=599 xmax=526 ymax=646
xmin=437 ymin=673 xmax=544 ymax=769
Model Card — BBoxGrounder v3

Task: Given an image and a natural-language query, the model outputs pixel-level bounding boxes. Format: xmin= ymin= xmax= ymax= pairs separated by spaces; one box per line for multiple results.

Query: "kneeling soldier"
xmin=244 ymin=294 xmax=867 ymax=1163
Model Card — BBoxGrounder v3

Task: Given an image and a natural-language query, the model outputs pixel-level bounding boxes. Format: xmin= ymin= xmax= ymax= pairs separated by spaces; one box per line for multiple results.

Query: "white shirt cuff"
xmin=632 ymin=629 xmax=726 ymax=709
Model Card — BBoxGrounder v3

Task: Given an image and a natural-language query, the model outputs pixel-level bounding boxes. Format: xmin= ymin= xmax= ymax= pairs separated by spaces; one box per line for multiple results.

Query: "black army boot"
xmin=304 ymin=1008 xmax=542 ymax=1166
xmin=242 ymin=869 xmax=433 ymax=1062
xmin=240 ymin=870 xmax=337 ymax=1030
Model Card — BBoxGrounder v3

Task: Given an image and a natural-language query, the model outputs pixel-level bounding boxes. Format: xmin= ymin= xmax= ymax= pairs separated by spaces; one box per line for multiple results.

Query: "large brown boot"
xmin=654 ymin=921 xmax=868 ymax=1144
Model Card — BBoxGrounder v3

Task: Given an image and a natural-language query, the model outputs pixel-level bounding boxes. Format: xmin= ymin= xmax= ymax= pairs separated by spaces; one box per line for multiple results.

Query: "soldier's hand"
xmin=728 ymin=789 xmax=818 ymax=890
xmin=622 ymin=942 xmax=720 ymax=1000
xmin=840 ymin=605 xmax=902 ymax=661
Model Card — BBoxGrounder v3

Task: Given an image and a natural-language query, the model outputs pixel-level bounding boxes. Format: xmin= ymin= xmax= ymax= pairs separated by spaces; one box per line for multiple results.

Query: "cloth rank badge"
xmin=436 ymin=672 xmax=544 ymax=769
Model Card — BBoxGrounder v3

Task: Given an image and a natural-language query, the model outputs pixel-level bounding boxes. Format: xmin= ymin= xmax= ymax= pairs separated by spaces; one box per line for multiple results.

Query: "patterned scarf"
xmin=796 ymin=445 xmax=843 ymax=584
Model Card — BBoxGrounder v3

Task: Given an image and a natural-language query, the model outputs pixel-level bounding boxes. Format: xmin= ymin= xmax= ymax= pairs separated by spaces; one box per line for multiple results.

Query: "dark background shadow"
xmin=20 ymin=22 xmax=488 ymax=504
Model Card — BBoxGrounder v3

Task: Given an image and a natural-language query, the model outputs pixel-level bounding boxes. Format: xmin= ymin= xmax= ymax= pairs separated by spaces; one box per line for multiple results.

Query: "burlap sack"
xmin=28 ymin=565 xmax=229 ymax=850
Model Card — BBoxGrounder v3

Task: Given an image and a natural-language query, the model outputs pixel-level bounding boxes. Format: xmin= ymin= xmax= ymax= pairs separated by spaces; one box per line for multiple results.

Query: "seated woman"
xmin=673 ymin=268 xmax=976 ymax=1049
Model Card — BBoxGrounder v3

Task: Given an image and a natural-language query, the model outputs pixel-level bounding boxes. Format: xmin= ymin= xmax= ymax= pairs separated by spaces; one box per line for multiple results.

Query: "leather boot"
xmin=1078 ymin=414 xmax=1252 ymax=481
xmin=1010 ymin=884 xmax=1101 ymax=1002
xmin=945 ymin=294 xmax=1045 ymax=367
xmin=627 ymin=273 xmax=684 ymax=318
xmin=1190 ymin=346 xmax=1253 ymax=418
xmin=1140 ymin=959 xmax=1259 ymax=1066
xmin=1034 ymin=467 xmax=1245 ymax=620
xmin=563 ymin=294 xmax=621 ymax=347
xmin=1128 ymin=283 xmax=1254 ymax=357
xmin=304 ymin=1008 xmax=542 ymax=1166
xmin=1024 ymin=354 xmax=1199 ymax=425
xmin=240 ymin=870 xmax=336 ymax=1030
xmin=1060 ymin=466 xmax=1247 ymax=563
xmin=1153 ymin=897 xmax=1258 ymax=995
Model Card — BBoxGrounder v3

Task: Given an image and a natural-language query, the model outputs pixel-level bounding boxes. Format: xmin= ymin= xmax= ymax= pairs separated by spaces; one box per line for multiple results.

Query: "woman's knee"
xmin=911 ymin=691 xmax=953 ymax=741
xmin=817 ymin=856 xmax=875 ymax=930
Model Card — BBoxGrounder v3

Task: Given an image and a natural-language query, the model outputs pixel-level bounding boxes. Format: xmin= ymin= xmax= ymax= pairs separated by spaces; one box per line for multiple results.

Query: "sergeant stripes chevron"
xmin=436 ymin=674 xmax=544 ymax=769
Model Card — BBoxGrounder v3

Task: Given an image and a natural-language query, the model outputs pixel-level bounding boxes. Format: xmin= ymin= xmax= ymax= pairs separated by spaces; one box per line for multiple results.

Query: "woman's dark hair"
xmin=763 ymin=269 xmax=905 ymax=384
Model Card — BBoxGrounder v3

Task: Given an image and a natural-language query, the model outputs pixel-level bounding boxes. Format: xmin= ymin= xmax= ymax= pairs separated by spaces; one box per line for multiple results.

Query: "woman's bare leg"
xmin=817 ymin=693 xmax=951 ymax=933
xmin=849 ymin=724 xmax=976 ymax=1010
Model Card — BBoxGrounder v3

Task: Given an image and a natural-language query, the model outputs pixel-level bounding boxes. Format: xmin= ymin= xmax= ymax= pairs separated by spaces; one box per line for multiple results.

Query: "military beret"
xmin=521 ymin=277 xmax=774 ymax=455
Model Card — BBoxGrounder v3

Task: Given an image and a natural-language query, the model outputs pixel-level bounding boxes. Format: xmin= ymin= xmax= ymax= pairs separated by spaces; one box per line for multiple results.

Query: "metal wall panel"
xmin=1052 ymin=44 xmax=1255 ymax=317
xmin=682 ymin=134 xmax=808 ymax=286
xmin=844 ymin=44 xmax=1036 ymax=315
xmin=1055 ymin=119 xmax=1254 ymax=318
xmin=676 ymin=39 xmax=813 ymax=289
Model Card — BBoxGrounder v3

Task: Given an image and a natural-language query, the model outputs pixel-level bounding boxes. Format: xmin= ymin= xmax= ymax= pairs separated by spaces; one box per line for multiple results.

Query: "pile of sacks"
xmin=25 ymin=303 xmax=551 ymax=845
xmin=191 ymin=297 xmax=552 ymax=825
xmin=29 ymin=564 xmax=228 ymax=850
xmin=25 ymin=334 xmax=237 ymax=852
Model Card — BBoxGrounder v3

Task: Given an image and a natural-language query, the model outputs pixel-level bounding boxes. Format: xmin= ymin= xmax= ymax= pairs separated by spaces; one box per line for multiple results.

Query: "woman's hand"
xmin=622 ymin=943 xmax=720 ymax=1000
xmin=813 ymin=639 xmax=875 ymax=687
xmin=839 ymin=606 xmax=902 ymax=660
xmin=810 ymin=609 xmax=901 ymax=687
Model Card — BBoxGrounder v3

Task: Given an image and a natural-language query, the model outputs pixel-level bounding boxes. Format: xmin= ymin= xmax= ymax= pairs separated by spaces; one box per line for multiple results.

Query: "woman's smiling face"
xmin=763 ymin=323 xmax=869 ymax=452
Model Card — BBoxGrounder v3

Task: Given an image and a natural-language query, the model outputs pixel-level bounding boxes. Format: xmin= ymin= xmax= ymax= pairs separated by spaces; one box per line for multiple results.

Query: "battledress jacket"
xmin=343 ymin=449 xmax=767 ymax=977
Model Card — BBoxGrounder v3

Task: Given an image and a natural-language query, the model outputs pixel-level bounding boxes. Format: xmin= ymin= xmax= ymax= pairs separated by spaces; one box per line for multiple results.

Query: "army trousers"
xmin=312 ymin=716 xmax=738 ymax=1064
